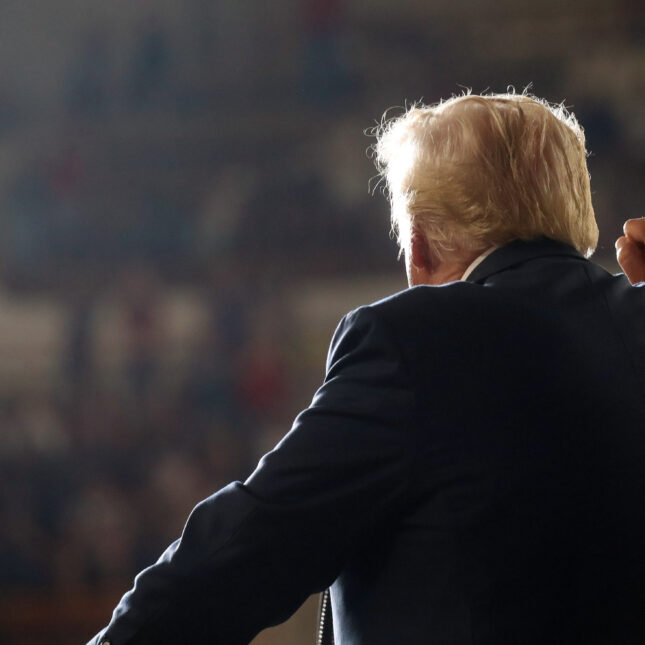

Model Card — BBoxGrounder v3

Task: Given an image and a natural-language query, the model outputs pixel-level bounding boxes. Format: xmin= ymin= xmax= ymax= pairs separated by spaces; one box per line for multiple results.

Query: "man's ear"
xmin=410 ymin=227 xmax=437 ymax=272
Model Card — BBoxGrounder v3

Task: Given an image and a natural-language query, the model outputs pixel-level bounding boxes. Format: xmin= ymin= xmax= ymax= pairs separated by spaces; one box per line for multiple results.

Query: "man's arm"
xmin=616 ymin=218 xmax=645 ymax=284
xmin=88 ymin=306 xmax=416 ymax=645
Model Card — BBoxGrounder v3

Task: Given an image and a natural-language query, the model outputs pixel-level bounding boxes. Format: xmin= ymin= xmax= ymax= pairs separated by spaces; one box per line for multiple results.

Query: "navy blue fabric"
xmin=89 ymin=238 xmax=645 ymax=645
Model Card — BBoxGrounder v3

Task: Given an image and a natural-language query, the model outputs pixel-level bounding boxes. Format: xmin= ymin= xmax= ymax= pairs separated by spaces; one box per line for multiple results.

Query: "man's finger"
xmin=615 ymin=235 xmax=629 ymax=252
xmin=623 ymin=218 xmax=645 ymax=246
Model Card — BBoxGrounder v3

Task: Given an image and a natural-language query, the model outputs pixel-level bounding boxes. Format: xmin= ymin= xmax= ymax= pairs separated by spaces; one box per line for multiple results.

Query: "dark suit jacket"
xmin=89 ymin=238 xmax=645 ymax=645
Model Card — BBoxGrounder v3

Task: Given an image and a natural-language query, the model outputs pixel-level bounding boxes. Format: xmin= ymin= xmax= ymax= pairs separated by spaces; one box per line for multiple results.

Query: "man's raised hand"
xmin=616 ymin=218 xmax=645 ymax=285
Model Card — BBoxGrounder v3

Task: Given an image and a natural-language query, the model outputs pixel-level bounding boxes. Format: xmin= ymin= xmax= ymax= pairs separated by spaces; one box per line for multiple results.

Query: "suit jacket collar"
xmin=465 ymin=237 xmax=586 ymax=285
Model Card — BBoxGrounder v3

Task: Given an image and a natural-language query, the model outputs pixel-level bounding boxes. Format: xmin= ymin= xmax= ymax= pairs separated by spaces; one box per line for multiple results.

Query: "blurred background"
xmin=0 ymin=0 xmax=642 ymax=643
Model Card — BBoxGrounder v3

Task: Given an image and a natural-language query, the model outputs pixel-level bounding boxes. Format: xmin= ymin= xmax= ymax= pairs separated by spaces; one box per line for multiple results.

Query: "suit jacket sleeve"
xmin=88 ymin=305 xmax=417 ymax=645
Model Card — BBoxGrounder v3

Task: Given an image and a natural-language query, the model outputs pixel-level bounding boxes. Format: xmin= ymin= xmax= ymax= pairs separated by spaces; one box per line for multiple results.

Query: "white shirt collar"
xmin=460 ymin=246 xmax=498 ymax=281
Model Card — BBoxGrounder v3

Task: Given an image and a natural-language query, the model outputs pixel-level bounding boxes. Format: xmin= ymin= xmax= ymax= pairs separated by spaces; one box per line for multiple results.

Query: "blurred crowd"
xmin=0 ymin=265 xmax=302 ymax=592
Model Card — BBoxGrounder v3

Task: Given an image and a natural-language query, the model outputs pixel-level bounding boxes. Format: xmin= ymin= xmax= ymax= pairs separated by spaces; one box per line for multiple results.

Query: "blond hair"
xmin=373 ymin=92 xmax=598 ymax=259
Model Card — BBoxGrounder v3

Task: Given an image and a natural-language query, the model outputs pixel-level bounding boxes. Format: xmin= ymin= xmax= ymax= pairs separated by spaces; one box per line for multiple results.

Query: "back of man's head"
xmin=375 ymin=92 xmax=598 ymax=259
